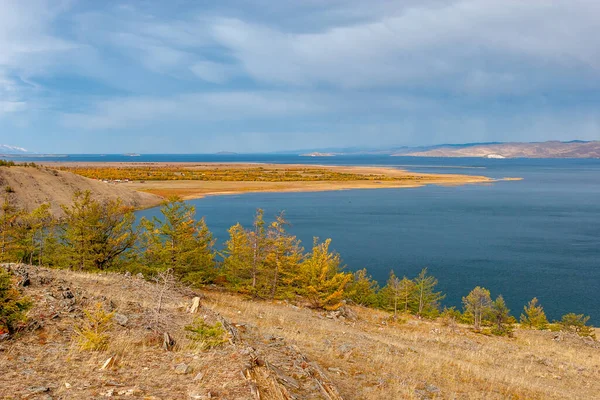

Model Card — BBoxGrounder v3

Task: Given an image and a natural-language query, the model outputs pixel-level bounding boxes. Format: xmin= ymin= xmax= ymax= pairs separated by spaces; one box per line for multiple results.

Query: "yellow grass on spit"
xmin=42 ymin=162 xmax=520 ymax=200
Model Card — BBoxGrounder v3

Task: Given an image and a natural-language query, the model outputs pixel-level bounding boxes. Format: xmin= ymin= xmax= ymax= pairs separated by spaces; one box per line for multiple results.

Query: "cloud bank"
xmin=1 ymin=0 xmax=599 ymax=152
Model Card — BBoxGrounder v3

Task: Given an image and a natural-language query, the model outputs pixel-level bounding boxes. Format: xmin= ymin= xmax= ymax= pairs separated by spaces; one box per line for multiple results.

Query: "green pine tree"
xmin=141 ymin=197 xmax=215 ymax=285
xmin=463 ymin=286 xmax=492 ymax=331
xmin=520 ymin=297 xmax=549 ymax=330
xmin=413 ymin=268 xmax=444 ymax=317
xmin=296 ymin=238 xmax=351 ymax=310
xmin=58 ymin=191 xmax=137 ymax=271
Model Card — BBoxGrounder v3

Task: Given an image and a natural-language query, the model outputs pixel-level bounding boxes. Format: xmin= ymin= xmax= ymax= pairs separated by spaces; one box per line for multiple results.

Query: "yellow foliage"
xmin=74 ymin=303 xmax=115 ymax=351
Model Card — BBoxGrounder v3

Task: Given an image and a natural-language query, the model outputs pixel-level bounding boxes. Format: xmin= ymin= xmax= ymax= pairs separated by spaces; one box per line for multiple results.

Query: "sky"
xmin=1 ymin=0 xmax=599 ymax=153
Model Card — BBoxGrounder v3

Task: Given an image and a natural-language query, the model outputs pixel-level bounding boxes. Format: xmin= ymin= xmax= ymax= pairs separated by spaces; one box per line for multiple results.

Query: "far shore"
xmin=42 ymin=162 xmax=521 ymax=201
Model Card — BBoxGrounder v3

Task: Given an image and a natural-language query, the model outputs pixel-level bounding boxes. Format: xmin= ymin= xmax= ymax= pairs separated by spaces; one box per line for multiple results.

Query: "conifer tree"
xmin=221 ymin=223 xmax=252 ymax=289
xmin=413 ymin=268 xmax=444 ymax=317
xmin=520 ymin=298 xmax=549 ymax=330
xmin=490 ymin=295 xmax=514 ymax=336
xmin=59 ymin=191 xmax=137 ymax=271
xmin=264 ymin=213 xmax=303 ymax=299
xmin=18 ymin=204 xmax=53 ymax=266
xmin=141 ymin=197 xmax=215 ymax=285
xmin=297 ymin=238 xmax=351 ymax=310
xmin=0 ymin=196 xmax=24 ymax=263
xmin=463 ymin=286 xmax=492 ymax=330
xmin=379 ymin=271 xmax=401 ymax=317
xmin=557 ymin=313 xmax=596 ymax=339
xmin=346 ymin=268 xmax=379 ymax=307
xmin=0 ymin=268 xmax=31 ymax=334
xmin=247 ymin=209 xmax=268 ymax=296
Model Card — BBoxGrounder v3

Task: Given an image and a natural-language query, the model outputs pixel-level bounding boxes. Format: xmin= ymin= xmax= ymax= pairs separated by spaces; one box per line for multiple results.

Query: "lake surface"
xmin=131 ymin=155 xmax=600 ymax=323
xmin=16 ymin=153 xmax=598 ymax=322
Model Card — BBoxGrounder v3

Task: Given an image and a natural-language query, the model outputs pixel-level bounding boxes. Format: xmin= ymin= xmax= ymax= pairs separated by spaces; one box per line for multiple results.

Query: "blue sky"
xmin=1 ymin=0 xmax=599 ymax=153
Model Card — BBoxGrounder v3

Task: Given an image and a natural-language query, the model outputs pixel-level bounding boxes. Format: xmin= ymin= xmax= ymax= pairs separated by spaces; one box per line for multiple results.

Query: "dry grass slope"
xmin=1 ymin=265 xmax=598 ymax=400
xmin=0 ymin=167 xmax=162 ymax=216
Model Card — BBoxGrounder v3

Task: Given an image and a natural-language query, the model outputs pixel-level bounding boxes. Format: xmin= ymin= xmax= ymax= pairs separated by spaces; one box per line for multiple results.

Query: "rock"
xmin=62 ymin=291 xmax=74 ymax=299
xmin=135 ymin=273 xmax=144 ymax=279
xmin=124 ymin=271 xmax=132 ymax=278
xmin=337 ymin=343 xmax=354 ymax=354
xmin=174 ymin=363 xmax=192 ymax=375
xmin=114 ymin=313 xmax=128 ymax=326
xmin=29 ymin=386 xmax=50 ymax=394
xmin=193 ymin=372 xmax=205 ymax=381
xmin=100 ymin=356 xmax=116 ymax=370
xmin=189 ymin=297 xmax=201 ymax=313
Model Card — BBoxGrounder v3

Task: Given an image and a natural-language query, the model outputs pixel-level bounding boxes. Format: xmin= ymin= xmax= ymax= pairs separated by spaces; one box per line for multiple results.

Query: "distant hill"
xmin=400 ymin=141 xmax=600 ymax=159
xmin=0 ymin=166 xmax=162 ymax=216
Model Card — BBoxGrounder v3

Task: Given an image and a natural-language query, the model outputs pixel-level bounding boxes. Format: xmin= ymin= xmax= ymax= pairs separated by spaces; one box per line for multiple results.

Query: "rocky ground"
xmin=0 ymin=264 xmax=342 ymax=399
xmin=1 ymin=264 xmax=599 ymax=399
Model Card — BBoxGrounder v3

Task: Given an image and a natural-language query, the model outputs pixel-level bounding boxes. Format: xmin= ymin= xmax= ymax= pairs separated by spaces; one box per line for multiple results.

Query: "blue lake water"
xmin=15 ymin=153 xmax=599 ymax=322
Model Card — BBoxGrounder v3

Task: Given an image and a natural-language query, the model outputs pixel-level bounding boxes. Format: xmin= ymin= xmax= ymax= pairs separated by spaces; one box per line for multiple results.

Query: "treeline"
xmin=0 ymin=191 xmax=595 ymax=338
xmin=0 ymin=160 xmax=38 ymax=168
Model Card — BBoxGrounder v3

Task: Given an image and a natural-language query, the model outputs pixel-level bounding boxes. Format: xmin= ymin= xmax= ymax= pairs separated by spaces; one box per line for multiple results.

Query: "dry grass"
xmin=206 ymin=291 xmax=600 ymax=400
xmin=2 ymin=266 xmax=597 ymax=399
xmin=41 ymin=162 xmax=500 ymax=201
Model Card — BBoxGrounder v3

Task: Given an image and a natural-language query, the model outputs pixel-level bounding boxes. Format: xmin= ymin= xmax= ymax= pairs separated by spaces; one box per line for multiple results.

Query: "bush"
xmin=0 ymin=269 xmax=32 ymax=334
xmin=74 ymin=303 xmax=115 ymax=351
xmin=557 ymin=313 xmax=596 ymax=339
xmin=184 ymin=318 xmax=227 ymax=349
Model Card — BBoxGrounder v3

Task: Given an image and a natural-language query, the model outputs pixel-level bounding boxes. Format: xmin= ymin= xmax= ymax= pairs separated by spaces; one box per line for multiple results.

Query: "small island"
xmin=300 ymin=152 xmax=336 ymax=157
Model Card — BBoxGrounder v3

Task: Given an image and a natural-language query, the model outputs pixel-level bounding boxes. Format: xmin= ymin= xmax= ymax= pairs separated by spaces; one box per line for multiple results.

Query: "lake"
xmin=129 ymin=155 xmax=600 ymax=323
xmin=21 ymin=153 xmax=598 ymax=322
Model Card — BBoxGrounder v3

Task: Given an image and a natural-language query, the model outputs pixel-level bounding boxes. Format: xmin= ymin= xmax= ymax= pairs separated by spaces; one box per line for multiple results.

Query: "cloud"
xmin=2 ymin=0 xmax=600 ymax=151
xmin=209 ymin=1 xmax=600 ymax=94
xmin=60 ymin=91 xmax=323 ymax=130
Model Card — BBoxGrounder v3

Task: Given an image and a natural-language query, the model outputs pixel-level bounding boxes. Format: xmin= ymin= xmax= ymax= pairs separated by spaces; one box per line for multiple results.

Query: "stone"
xmin=189 ymin=297 xmax=201 ymax=313
xmin=100 ymin=356 xmax=116 ymax=370
xmin=114 ymin=313 xmax=128 ymax=326
xmin=29 ymin=386 xmax=50 ymax=394
xmin=174 ymin=363 xmax=192 ymax=375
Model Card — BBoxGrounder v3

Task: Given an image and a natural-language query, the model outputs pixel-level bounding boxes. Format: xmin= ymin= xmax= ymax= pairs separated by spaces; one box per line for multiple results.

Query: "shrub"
xmin=74 ymin=303 xmax=115 ymax=351
xmin=557 ymin=313 xmax=596 ymax=339
xmin=4 ymin=185 xmax=14 ymax=193
xmin=0 ymin=269 xmax=32 ymax=334
xmin=184 ymin=318 xmax=227 ymax=349
xmin=520 ymin=298 xmax=549 ymax=330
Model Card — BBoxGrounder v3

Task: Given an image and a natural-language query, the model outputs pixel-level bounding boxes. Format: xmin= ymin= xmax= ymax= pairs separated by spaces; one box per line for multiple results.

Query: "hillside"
xmin=2 ymin=264 xmax=599 ymax=399
xmin=402 ymin=141 xmax=600 ymax=158
xmin=0 ymin=166 xmax=162 ymax=216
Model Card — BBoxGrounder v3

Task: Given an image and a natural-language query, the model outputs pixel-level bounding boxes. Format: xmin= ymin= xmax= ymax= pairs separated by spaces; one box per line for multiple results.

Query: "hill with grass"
xmin=0 ymin=164 xmax=161 ymax=216
xmin=1 ymin=263 xmax=599 ymax=399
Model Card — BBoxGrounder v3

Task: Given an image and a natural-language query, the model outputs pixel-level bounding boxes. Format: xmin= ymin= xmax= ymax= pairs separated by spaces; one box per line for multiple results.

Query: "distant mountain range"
xmin=285 ymin=141 xmax=600 ymax=159
xmin=401 ymin=141 xmax=600 ymax=159
xmin=0 ymin=144 xmax=30 ymax=155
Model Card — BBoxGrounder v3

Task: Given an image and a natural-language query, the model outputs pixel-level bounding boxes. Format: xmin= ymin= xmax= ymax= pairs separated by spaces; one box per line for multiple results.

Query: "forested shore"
xmin=1 ymin=190 xmax=595 ymax=338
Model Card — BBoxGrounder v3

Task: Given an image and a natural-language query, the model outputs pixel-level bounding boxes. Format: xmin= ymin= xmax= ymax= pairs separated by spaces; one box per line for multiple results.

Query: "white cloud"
xmin=209 ymin=1 xmax=600 ymax=93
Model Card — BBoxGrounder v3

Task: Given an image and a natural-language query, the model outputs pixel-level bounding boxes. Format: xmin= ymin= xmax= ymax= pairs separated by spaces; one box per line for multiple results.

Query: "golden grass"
xmin=3 ymin=266 xmax=595 ymax=400
xmin=206 ymin=291 xmax=600 ymax=400
xmin=43 ymin=162 xmax=505 ymax=201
